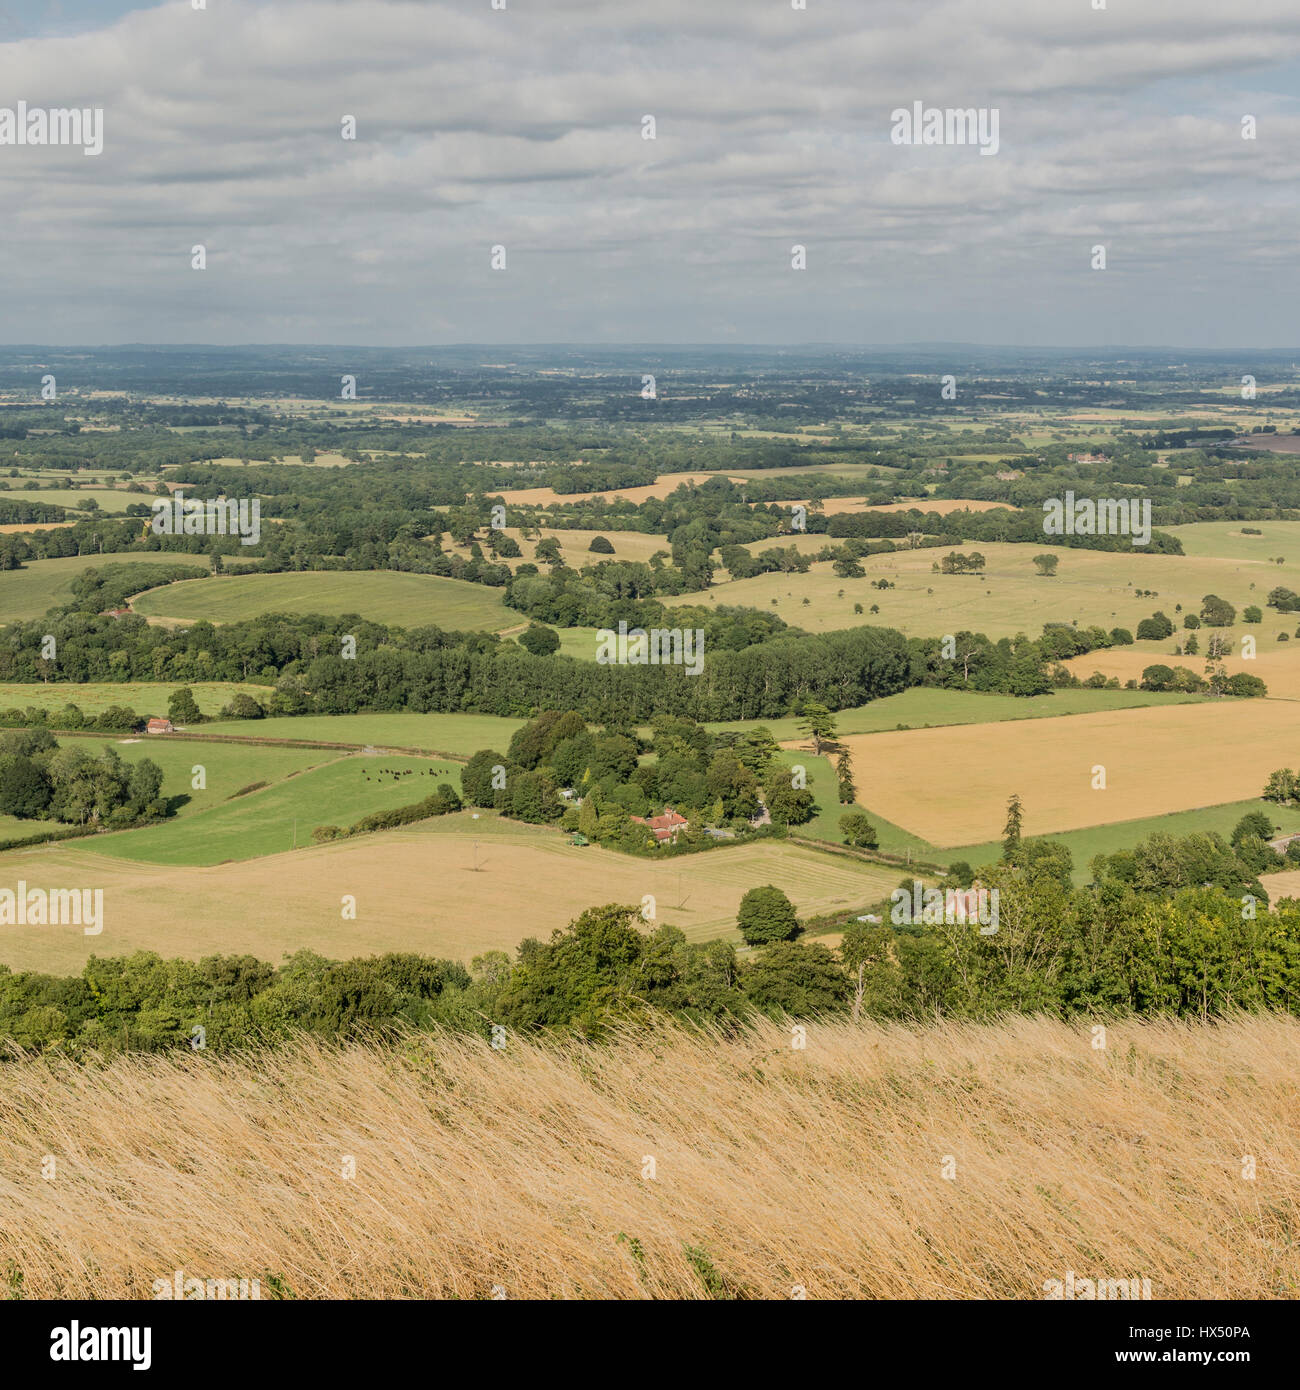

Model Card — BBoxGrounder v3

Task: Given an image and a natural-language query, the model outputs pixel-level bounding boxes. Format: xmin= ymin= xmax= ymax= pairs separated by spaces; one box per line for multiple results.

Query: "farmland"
xmin=0 ymin=680 xmax=272 ymax=718
xmin=0 ymin=553 xmax=213 ymax=622
xmin=0 ymin=820 xmax=901 ymax=976
xmin=200 ymin=710 xmax=527 ymax=754
xmin=131 ymin=570 xmax=514 ymax=630
xmin=668 ymin=538 xmax=1294 ymax=640
xmin=839 ymin=699 xmax=1300 ymax=847
xmin=83 ymin=754 xmax=462 ymax=866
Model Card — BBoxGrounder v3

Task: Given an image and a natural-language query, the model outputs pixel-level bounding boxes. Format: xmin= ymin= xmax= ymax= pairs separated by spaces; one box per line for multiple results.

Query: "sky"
xmin=0 ymin=0 xmax=1297 ymax=348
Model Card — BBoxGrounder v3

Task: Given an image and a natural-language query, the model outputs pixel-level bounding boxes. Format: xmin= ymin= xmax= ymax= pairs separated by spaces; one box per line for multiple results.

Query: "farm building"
xmin=145 ymin=717 xmax=174 ymax=734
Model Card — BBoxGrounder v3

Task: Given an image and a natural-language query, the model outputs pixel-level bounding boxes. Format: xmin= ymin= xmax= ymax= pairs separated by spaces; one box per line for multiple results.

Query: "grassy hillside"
xmin=1 ymin=1012 xmax=1295 ymax=1298
xmin=131 ymin=571 xmax=512 ymax=630
xmin=201 ymin=710 xmax=526 ymax=755
xmin=83 ymin=754 xmax=462 ymax=866
xmin=0 ymin=554 xmax=213 ymax=622
xmin=0 ymin=680 xmax=272 ymax=718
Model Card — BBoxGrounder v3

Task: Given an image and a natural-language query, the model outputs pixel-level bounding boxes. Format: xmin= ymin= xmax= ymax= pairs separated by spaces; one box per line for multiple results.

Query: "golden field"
xmin=0 ymin=818 xmax=900 ymax=975
xmin=1064 ymin=639 xmax=1300 ymax=699
xmin=1 ymin=1012 xmax=1296 ymax=1299
xmin=839 ymin=700 xmax=1298 ymax=846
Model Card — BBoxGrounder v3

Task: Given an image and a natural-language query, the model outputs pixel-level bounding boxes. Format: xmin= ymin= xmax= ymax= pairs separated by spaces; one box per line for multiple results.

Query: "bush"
xmin=1225 ymin=672 xmax=1268 ymax=698
xmin=587 ymin=535 xmax=615 ymax=554
xmin=1136 ymin=612 xmax=1174 ymax=640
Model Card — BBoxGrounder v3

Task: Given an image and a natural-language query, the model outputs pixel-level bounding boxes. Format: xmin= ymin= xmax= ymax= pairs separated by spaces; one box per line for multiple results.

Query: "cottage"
xmin=145 ymin=717 xmax=174 ymax=734
xmin=631 ymin=806 xmax=689 ymax=843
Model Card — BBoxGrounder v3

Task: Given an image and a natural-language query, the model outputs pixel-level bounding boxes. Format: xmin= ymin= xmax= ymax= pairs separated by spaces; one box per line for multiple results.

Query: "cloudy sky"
xmin=1 ymin=0 xmax=1297 ymax=347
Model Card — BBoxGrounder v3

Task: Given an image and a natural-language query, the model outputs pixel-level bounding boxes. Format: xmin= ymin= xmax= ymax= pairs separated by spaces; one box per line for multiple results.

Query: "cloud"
xmin=0 ymin=0 xmax=1296 ymax=345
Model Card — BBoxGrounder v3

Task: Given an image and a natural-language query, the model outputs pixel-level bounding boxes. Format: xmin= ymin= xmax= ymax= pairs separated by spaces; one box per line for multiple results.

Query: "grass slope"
xmin=132 ymin=571 xmax=512 ymax=630
xmin=0 ymin=818 xmax=900 ymax=974
xmin=0 ymin=681 xmax=272 ymax=718
xmin=83 ymin=754 xmax=462 ymax=866
xmin=0 ymin=554 xmax=212 ymax=622
xmin=1 ymin=1013 xmax=1295 ymax=1298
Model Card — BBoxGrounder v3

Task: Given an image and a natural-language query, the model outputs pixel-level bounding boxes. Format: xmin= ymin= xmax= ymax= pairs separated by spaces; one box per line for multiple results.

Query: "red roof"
xmin=631 ymin=806 xmax=688 ymax=841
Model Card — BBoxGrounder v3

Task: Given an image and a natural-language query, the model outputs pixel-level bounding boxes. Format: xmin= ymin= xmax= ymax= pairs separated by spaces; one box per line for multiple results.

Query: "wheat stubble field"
xmin=844 ymin=699 xmax=1300 ymax=846
xmin=1 ymin=1013 xmax=1296 ymax=1299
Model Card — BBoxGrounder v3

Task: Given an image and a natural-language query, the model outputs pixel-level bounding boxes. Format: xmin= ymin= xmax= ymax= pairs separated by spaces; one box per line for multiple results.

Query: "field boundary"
xmin=0 ymin=725 xmax=472 ymax=762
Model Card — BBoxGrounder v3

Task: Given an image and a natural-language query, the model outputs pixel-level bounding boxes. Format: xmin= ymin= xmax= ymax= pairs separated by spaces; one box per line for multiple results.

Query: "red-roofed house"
xmin=146 ymin=717 xmax=174 ymax=734
xmin=631 ymin=806 xmax=689 ymax=843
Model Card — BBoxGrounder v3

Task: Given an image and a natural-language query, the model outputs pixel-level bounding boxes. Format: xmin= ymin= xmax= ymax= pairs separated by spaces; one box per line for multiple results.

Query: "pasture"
xmin=82 ymin=754 xmax=462 ymax=866
xmin=0 ymin=487 xmax=136 ymax=513
xmin=1063 ymin=637 xmax=1300 ymax=699
xmin=445 ymin=527 xmax=667 ymax=572
xmin=0 ymin=554 xmax=212 ymax=622
xmin=0 ymin=680 xmax=272 ymax=718
xmin=131 ymin=571 xmax=513 ymax=631
xmin=950 ymin=797 xmax=1300 ymax=883
xmin=201 ymin=710 xmax=526 ymax=755
xmin=0 ymin=820 xmax=902 ymax=975
xmin=665 ymin=539 xmax=1292 ymax=640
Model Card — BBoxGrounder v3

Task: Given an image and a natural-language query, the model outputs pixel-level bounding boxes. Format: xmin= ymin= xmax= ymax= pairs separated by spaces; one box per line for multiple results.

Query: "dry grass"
xmin=2 ymin=1011 xmax=1297 ymax=1299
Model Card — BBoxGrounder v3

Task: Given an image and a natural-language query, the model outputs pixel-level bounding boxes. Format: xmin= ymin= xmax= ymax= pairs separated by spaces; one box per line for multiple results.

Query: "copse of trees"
xmin=461 ymin=711 xmax=815 ymax=850
xmin=0 ymin=728 xmax=165 ymax=827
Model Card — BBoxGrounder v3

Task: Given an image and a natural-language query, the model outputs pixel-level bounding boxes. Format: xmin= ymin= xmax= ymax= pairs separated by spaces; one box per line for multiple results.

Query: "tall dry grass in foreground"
xmin=1 ymin=1012 xmax=1298 ymax=1299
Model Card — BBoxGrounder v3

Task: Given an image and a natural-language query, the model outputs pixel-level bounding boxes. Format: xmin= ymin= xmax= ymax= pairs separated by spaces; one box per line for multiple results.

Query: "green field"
xmin=941 ymin=798 xmax=1300 ymax=884
xmin=551 ymin=626 xmax=606 ymax=661
xmin=201 ymin=710 xmax=526 ymax=755
xmin=709 ymin=685 xmax=1207 ymax=744
xmin=0 ymin=554 xmax=213 ymax=622
xmin=0 ymin=681 xmax=271 ymax=718
xmin=1163 ymin=520 xmax=1300 ymax=562
xmin=131 ymin=571 xmax=513 ymax=630
xmin=0 ymin=736 xmax=328 ymax=849
xmin=83 ymin=754 xmax=463 ymax=865
xmin=770 ymin=750 xmax=930 ymax=859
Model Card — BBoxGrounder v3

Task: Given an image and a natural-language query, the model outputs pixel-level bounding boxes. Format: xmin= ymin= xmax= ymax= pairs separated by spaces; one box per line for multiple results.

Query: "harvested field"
xmin=0 ymin=823 xmax=900 ymax=975
xmin=838 ymin=699 xmax=1300 ymax=846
